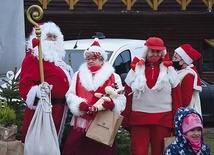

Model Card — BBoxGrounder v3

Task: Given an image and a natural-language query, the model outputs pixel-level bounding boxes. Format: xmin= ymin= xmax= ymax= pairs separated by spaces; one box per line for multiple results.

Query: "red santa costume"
xmin=62 ymin=38 xmax=126 ymax=155
xmin=19 ymin=22 xmax=73 ymax=143
xmin=122 ymin=37 xmax=182 ymax=155
xmin=173 ymin=44 xmax=202 ymax=116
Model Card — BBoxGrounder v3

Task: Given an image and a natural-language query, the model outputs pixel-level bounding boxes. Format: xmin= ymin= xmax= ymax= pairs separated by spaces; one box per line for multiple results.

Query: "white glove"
xmin=36 ymin=82 xmax=52 ymax=99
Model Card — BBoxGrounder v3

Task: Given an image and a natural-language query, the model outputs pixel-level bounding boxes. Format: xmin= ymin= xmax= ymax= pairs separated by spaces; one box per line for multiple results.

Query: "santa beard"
xmin=32 ymin=40 xmax=66 ymax=66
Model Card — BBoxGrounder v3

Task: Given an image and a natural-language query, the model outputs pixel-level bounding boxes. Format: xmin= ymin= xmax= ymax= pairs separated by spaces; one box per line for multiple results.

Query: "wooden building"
xmin=24 ymin=0 xmax=214 ymax=81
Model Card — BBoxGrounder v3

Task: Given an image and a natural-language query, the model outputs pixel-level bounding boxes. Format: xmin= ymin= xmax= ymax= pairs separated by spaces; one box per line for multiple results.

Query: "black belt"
xmin=51 ymin=98 xmax=66 ymax=105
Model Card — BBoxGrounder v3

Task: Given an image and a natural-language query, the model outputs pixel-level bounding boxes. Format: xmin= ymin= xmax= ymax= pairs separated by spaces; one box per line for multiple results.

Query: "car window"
xmin=113 ymin=50 xmax=131 ymax=85
xmin=64 ymin=49 xmax=85 ymax=72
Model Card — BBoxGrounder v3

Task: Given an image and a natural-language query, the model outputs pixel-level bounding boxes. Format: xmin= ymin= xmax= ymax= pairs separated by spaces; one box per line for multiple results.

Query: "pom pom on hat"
xmin=175 ymin=44 xmax=201 ymax=65
xmin=163 ymin=52 xmax=173 ymax=67
xmin=84 ymin=38 xmax=107 ymax=61
xmin=182 ymin=113 xmax=203 ymax=134
xmin=144 ymin=37 xmax=166 ymax=50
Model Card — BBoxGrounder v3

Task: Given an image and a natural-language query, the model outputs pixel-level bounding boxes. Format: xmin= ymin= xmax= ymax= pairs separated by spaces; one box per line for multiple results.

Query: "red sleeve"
xmin=181 ymin=74 xmax=194 ymax=107
xmin=121 ymin=83 xmax=132 ymax=129
xmin=18 ymin=53 xmax=40 ymax=100
xmin=172 ymin=84 xmax=182 ymax=117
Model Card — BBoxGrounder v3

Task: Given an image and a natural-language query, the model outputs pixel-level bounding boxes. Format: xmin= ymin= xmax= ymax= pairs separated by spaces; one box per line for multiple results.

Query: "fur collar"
xmin=78 ymin=62 xmax=114 ymax=91
xmin=131 ymin=62 xmax=168 ymax=92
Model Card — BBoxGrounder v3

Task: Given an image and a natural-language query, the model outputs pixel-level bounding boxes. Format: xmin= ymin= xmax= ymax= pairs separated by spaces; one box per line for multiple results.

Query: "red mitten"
xmin=163 ymin=52 xmax=173 ymax=67
xmin=87 ymin=105 xmax=98 ymax=115
xmin=79 ymin=102 xmax=89 ymax=111
xmin=102 ymin=100 xmax=115 ymax=109
xmin=130 ymin=57 xmax=145 ymax=71
xmin=32 ymin=38 xmax=40 ymax=48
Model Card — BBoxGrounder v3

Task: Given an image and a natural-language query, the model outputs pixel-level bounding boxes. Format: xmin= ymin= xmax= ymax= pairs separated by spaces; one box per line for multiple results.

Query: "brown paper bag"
xmin=86 ymin=110 xmax=124 ymax=147
xmin=163 ymin=136 xmax=175 ymax=151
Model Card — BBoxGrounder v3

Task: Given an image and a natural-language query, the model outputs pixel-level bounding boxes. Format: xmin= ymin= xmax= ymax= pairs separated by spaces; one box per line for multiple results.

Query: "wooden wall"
xmin=24 ymin=0 xmax=214 ymax=81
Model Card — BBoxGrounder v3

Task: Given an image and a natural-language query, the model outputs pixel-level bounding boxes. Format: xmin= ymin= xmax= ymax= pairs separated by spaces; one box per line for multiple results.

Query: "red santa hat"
xmin=182 ymin=113 xmax=203 ymax=134
xmin=175 ymin=44 xmax=201 ymax=65
xmin=84 ymin=38 xmax=107 ymax=61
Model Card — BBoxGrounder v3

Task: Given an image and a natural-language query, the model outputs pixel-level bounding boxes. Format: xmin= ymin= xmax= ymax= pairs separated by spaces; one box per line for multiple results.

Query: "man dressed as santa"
xmin=62 ymin=38 xmax=126 ymax=155
xmin=19 ymin=21 xmax=73 ymax=143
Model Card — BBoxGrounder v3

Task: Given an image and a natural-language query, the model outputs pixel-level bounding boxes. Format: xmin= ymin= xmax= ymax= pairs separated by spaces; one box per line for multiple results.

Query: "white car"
xmin=0 ymin=38 xmax=146 ymax=98
xmin=64 ymin=38 xmax=146 ymax=84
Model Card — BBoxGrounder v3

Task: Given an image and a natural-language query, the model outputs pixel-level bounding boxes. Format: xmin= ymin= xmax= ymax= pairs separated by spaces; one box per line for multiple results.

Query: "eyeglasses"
xmin=85 ymin=57 xmax=97 ymax=61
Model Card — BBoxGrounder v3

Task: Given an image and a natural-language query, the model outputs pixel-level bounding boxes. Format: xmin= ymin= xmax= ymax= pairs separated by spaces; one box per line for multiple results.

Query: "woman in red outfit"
xmin=172 ymin=44 xmax=202 ymax=116
xmin=122 ymin=37 xmax=182 ymax=155
xmin=62 ymin=38 xmax=126 ymax=155
xmin=19 ymin=22 xmax=73 ymax=143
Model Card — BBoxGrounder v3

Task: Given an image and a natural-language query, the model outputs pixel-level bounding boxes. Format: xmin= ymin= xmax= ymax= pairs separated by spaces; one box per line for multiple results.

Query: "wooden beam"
xmin=202 ymin=0 xmax=214 ymax=12
xmin=93 ymin=0 xmax=108 ymax=10
xmin=146 ymin=0 xmax=163 ymax=10
xmin=121 ymin=0 xmax=137 ymax=10
xmin=205 ymin=39 xmax=214 ymax=48
xmin=176 ymin=0 xmax=192 ymax=10
xmin=65 ymin=0 xmax=79 ymax=10
xmin=39 ymin=0 xmax=51 ymax=9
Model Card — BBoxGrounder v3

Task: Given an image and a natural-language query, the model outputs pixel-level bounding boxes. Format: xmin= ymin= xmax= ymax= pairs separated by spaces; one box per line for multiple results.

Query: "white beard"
xmin=32 ymin=40 xmax=66 ymax=66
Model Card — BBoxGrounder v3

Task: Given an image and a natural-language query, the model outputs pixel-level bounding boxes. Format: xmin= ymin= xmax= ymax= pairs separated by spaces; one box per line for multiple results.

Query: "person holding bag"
xmin=62 ymin=38 xmax=126 ymax=155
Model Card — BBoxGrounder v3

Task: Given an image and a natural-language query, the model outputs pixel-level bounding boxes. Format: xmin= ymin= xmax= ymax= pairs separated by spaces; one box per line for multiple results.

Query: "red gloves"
xmin=87 ymin=106 xmax=98 ymax=115
xmin=79 ymin=102 xmax=89 ymax=111
xmin=102 ymin=99 xmax=115 ymax=109
xmin=79 ymin=102 xmax=98 ymax=115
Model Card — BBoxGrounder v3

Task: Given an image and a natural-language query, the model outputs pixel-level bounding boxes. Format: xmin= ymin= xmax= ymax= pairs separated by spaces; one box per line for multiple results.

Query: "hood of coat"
xmin=174 ymin=107 xmax=204 ymax=147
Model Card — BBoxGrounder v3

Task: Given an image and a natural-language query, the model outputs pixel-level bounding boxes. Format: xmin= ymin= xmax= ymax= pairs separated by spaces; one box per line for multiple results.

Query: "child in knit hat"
xmin=165 ymin=107 xmax=212 ymax=155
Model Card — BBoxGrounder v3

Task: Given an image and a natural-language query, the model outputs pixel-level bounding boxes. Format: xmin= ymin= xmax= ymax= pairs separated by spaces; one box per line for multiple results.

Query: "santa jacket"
xmin=177 ymin=65 xmax=202 ymax=116
xmin=122 ymin=61 xmax=182 ymax=129
xmin=19 ymin=52 xmax=70 ymax=102
xmin=66 ymin=62 xmax=126 ymax=130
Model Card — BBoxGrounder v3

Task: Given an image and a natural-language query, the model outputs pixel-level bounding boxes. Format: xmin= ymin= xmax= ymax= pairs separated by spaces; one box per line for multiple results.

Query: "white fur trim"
xmin=175 ymin=47 xmax=193 ymax=65
xmin=27 ymin=21 xmax=64 ymax=50
xmin=131 ymin=64 xmax=146 ymax=92
xmin=112 ymin=94 xmax=126 ymax=114
xmin=177 ymin=65 xmax=202 ymax=92
xmin=26 ymin=85 xmax=39 ymax=109
xmin=78 ymin=62 xmax=114 ymax=91
xmin=167 ymin=66 xmax=180 ymax=88
xmin=66 ymin=73 xmax=87 ymax=116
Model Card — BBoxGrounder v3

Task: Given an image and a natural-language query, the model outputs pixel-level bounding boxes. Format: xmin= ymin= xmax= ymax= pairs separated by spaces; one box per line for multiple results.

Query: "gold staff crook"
xmin=26 ymin=5 xmax=44 ymax=83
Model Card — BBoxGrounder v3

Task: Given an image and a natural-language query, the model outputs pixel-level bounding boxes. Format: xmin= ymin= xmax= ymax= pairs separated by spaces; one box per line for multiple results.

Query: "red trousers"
xmin=62 ymin=127 xmax=116 ymax=155
xmin=131 ymin=125 xmax=171 ymax=155
xmin=21 ymin=104 xmax=65 ymax=143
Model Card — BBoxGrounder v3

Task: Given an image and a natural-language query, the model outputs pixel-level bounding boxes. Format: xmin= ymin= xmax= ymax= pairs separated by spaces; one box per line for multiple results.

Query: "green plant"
xmin=0 ymin=68 xmax=24 ymax=105
xmin=0 ymin=101 xmax=16 ymax=127
xmin=116 ymin=126 xmax=131 ymax=155
xmin=0 ymin=68 xmax=25 ymax=139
